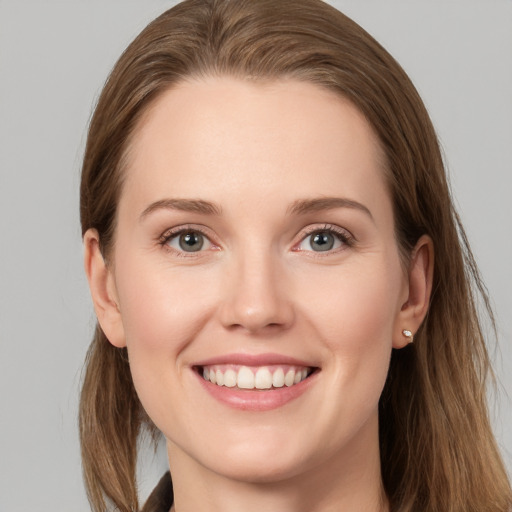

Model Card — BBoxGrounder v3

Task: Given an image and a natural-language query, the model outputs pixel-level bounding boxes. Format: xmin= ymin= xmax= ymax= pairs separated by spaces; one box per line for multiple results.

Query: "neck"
xmin=166 ymin=415 xmax=388 ymax=512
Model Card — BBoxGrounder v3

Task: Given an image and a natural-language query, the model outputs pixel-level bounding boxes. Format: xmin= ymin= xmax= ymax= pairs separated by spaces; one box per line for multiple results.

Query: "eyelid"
xmin=158 ymin=224 xmax=220 ymax=255
xmin=292 ymin=223 xmax=356 ymax=253
xmin=157 ymin=223 xmax=354 ymax=256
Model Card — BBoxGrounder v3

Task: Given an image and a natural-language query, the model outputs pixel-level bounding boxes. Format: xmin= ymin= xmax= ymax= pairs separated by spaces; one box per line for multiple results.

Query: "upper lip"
xmin=193 ymin=352 xmax=318 ymax=368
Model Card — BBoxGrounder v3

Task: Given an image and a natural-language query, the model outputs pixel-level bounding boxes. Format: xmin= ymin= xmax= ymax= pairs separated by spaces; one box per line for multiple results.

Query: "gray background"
xmin=1 ymin=1 xmax=511 ymax=510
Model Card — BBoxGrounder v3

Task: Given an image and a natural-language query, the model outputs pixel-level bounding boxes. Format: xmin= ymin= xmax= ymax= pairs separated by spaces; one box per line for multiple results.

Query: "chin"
xmin=169 ymin=425 xmax=318 ymax=485
xmin=207 ymin=449 xmax=310 ymax=484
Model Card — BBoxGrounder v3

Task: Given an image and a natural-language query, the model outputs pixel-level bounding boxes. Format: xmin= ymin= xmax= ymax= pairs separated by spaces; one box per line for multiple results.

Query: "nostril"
xmin=218 ymin=279 xmax=295 ymax=333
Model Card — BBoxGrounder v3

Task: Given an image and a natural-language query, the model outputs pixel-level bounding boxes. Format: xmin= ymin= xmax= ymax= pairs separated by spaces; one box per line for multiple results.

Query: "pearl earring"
xmin=402 ymin=329 xmax=414 ymax=343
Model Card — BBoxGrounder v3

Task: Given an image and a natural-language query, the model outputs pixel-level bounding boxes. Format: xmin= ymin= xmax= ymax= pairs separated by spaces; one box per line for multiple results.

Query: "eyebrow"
xmin=139 ymin=198 xmax=222 ymax=220
xmin=287 ymin=197 xmax=373 ymax=220
xmin=139 ymin=196 xmax=372 ymax=221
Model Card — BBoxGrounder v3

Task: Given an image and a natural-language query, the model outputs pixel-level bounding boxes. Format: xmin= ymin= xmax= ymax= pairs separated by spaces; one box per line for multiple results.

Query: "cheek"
xmin=307 ymin=257 xmax=401 ymax=333
xmin=302 ymin=257 xmax=403 ymax=391
xmin=115 ymin=255 xmax=217 ymax=354
xmin=113 ymin=257 xmax=221 ymax=424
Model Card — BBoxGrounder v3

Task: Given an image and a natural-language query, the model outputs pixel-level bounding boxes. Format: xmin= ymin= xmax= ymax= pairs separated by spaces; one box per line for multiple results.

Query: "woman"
xmin=79 ymin=0 xmax=512 ymax=511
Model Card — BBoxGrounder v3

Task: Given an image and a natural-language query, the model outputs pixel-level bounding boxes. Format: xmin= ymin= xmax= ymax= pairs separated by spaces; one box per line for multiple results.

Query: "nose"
xmin=218 ymin=250 xmax=295 ymax=334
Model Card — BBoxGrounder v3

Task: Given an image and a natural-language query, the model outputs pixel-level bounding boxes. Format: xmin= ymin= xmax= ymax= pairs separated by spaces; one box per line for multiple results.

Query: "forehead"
xmin=121 ymin=76 xmax=389 ymax=218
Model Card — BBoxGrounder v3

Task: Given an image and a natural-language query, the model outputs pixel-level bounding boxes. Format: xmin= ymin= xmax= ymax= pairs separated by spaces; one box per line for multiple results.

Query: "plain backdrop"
xmin=1 ymin=1 xmax=511 ymax=510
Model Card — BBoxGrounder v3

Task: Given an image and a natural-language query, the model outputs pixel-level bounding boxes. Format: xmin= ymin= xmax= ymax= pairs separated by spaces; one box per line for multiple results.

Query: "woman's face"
xmin=94 ymin=77 xmax=416 ymax=484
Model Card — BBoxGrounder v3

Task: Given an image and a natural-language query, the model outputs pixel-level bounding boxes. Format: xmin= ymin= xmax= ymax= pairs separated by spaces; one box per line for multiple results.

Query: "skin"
xmin=85 ymin=77 xmax=433 ymax=512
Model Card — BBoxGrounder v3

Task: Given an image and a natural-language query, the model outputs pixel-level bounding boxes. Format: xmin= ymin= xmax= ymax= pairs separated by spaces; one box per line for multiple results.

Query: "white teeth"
xmin=237 ymin=366 xmax=254 ymax=389
xmin=284 ymin=370 xmax=295 ymax=387
xmin=255 ymin=367 xmax=273 ymax=389
xmin=272 ymin=368 xmax=285 ymax=388
xmin=224 ymin=369 xmax=237 ymax=388
xmin=203 ymin=365 xmax=312 ymax=390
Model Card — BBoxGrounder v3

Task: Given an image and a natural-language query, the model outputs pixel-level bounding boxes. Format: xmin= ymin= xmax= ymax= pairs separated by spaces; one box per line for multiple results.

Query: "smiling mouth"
xmin=196 ymin=365 xmax=316 ymax=390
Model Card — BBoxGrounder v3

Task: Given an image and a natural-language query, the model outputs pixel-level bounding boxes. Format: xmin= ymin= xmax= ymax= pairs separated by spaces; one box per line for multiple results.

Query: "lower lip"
xmin=195 ymin=370 xmax=317 ymax=411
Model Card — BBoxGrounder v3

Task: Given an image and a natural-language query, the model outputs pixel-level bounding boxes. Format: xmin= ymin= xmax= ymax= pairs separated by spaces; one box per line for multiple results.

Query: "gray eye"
xmin=297 ymin=230 xmax=343 ymax=252
xmin=178 ymin=232 xmax=204 ymax=252
xmin=165 ymin=229 xmax=214 ymax=254
xmin=310 ymin=232 xmax=335 ymax=251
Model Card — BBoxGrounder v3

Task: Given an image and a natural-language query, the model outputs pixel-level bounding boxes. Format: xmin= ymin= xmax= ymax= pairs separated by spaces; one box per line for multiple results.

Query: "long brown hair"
xmin=79 ymin=1 xmax=512 ymax=511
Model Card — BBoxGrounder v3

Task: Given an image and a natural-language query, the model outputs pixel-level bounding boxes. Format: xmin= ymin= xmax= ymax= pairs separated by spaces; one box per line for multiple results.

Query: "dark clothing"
xmin=142 ymin=472 xmax=174 ymax=512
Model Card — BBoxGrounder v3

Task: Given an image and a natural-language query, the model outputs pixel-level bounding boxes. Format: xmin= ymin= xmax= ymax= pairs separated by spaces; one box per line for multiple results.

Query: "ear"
xmin=393 ymin=234 xmax=434 ymax=349
xmin=83 ymin=229 xmax=126 ymax=348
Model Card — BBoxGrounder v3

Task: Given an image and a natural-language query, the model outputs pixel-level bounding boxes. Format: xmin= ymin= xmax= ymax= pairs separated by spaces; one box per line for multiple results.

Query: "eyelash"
xmin=294 ymin=224 xmax=355 ymax=254
xmin=158 ymin=223 xmax=355 ymax=256
xmin=159 ymin=225 xmax=215 ymax=257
